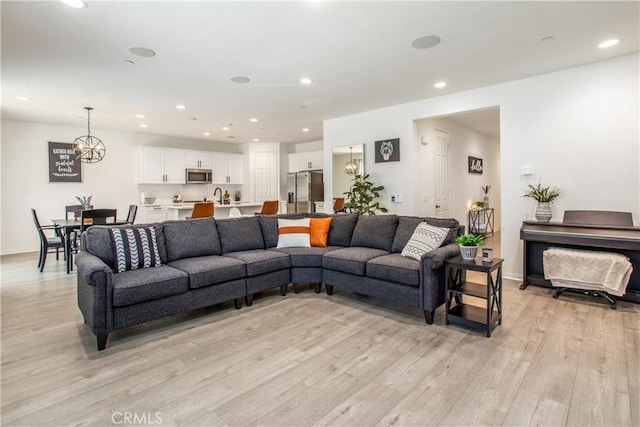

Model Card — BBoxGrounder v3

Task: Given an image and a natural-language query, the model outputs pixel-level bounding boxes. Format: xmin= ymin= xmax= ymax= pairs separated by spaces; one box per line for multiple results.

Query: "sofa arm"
xmin=76 ymin=251 xmax=114 ymax=335
xmin=421 ymin=242 xmax=460 ymax=271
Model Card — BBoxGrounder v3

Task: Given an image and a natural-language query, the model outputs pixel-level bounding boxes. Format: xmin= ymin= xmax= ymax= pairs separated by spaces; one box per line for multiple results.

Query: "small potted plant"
xmin=456 ymin=233 xmax=485 ymax=260
xmin=522 ymin=181 xmax=560 ymax=223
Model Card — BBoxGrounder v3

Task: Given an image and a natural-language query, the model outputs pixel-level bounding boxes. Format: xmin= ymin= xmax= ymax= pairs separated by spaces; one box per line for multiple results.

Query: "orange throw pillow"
xmin=310 ymin=217 xmax=332 ymax=247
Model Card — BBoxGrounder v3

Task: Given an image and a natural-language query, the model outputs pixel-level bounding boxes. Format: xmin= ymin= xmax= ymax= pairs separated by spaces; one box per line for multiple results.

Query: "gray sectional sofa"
xmin=76 ymin=213 xmax=462 ymax=350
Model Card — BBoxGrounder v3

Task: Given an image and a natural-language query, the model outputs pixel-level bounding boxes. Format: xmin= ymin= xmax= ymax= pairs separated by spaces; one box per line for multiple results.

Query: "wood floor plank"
xmin=1 ymin=252 xmax=638 ymax=426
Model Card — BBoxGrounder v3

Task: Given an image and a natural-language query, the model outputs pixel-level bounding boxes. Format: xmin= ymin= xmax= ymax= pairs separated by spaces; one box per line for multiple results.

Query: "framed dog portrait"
xmin=375 ymin=138 xmax=400 ymax=163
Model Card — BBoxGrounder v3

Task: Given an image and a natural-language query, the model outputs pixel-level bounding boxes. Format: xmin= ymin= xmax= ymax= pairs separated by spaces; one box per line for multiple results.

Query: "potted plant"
xmin=76 ymin=195 xmax=92 ymax=210
xmin=343 ymin=174 xmax=388 ymax=215
xmin=456 ymin=233 xmax=485 ymax=260
xmin=522 ymin=181 xmax=560 ymax=223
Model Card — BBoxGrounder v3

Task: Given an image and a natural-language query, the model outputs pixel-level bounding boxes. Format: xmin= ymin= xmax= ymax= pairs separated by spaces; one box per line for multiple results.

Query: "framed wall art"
xmin=468 ymin=156 xmax=483 ymax=174
xmin=375 ymin=138 xmax=400 ymax=163
xmin=49 ymin=141 xmax=82 ymax=182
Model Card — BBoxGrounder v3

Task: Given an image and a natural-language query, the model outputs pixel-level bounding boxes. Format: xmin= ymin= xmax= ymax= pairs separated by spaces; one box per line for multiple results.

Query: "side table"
xmin=445 ymin=255 xmax=503 ymax=337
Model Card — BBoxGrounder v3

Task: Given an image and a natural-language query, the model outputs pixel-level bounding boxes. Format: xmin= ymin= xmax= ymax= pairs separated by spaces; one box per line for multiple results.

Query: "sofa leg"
xmin=280 ymin=284 xmax=288 ymax=296
xmin=234 ymin=298 xmax=242 ymax=310
xmin=245 ymin=294 xmax=254 ymax=306
xmin=313 ymin=283 xmax=322 ymax=293
xmin=423 ymin=310 xmax=435 ymax=325
xmin=97 ymin=333 xmax=108 ymax=351
xmin=326 ymin=285 xmax=334 ymax=295
xmin=293 ymin=283 xmax=301 ymax=294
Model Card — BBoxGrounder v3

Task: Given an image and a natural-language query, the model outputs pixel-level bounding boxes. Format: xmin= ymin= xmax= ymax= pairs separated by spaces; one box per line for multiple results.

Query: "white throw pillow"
xmin=401 ymin=222 xmax=449 ymax=260
xmin=276 ymin=218 xmax=311 ymax=248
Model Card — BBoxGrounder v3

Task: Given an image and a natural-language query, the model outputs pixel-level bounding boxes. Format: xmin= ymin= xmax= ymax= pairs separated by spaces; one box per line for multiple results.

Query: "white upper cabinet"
xmin=290 ymin=150 xmax=323 ymax=172
xmin=140 ymin=147 xmax=186 ymax=184
xmin=212 ymin=152 xmax=244 ymax=184
xmin=185 ymin=150 xmax=212 ymax=169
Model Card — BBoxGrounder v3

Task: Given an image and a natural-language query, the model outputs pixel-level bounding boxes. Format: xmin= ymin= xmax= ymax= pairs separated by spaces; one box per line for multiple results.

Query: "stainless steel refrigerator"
xmin=286 ymin=171 xmax=324 ymax=213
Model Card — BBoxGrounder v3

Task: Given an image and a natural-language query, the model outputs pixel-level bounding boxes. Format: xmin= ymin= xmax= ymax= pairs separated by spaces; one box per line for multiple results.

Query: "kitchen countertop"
xmin=164 ymin=202 xmax=262 ymax=210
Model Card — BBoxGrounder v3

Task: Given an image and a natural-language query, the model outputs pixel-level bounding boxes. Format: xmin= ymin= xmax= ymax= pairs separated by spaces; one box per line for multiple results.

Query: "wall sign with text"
xmin=468 ymin=156 xmax=483 ymax=174
xmin=49 ymin=141 xmax=82 ymax=182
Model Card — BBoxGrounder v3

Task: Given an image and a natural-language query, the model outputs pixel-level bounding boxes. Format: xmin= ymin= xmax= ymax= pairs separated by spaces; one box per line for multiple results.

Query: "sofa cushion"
xmin=277 ymin=218 xmax=311 ymax=248
xmin=270 ymin=246 xmax=341 ymax=267
xmin=401 ymin=222 xmax=450 ymax=261
xmin=392 ymin=216 xmax=460 ymax=252
xmin=216 ymin=217 xmax=265 ymax=254
xmin=110 ymin=227 xmax=162 ymax=273
xmin=163 ymin=217 xmax=221 ymax=261
xmin=168 ymin=255 xmax=246 ymax=289
xmin=326 ymin=213 xmax=358 ymax=247
xmin=257 ymin=214 xmax=305 ymax=248
xmin=84 ymin=223 xmax=167 ymax=270
xmin=112 ymin=265 xmax=189 ymax=306
xmin=224 ymin=249 xmax=290 ymax=277
xmin=322 ymin=247 xmax=389 ymax=276
xmin=310 ymin=217 xmax=332 ymax=247
xmin=350 ymin=215 xmax=398 ymax=251
xmin=367 ymin=253 xmax=420 ymax=287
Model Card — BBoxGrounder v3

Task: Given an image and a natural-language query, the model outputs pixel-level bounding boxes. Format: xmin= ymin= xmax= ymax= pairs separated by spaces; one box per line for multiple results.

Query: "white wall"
xmin=324 ymin=54 xmax=639 ymax=279
xmin=1 ymin=120 xmax=244 ymax=254
xmin=416 ymin=116 xmax=501 ymax=231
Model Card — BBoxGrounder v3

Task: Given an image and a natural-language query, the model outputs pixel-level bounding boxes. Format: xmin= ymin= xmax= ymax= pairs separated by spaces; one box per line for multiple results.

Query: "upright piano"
xmin=520 ymin=210 xmax=640 ymax=304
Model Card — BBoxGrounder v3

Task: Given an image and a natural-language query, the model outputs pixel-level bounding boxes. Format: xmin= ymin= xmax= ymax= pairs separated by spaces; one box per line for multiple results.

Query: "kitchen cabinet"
xmin=185 ymin=150 xmax=212 ymax=169
xmin=212 ymin=152 xmax=244 ymax=184
xmin=289 ymin=150 xmax=323 ymax=172
xmin=140 ymin=147 xmax=185 ymax=184
xmin=136 ymin=205 xmax=170 ymax=223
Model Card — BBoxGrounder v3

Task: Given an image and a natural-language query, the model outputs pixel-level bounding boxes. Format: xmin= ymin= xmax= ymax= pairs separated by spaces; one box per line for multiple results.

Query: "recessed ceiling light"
xmin=16 ymin=96 xmax=30 ymax=101
xmin=300 ymin=77 xmax=313 ymax=85
xmin=222 ymin=127 xmax=230 ymax=131
xmin=227 ymin=136 xmax=235 ymax=139
xmin=191 ymin=117 xmax=198 ymax=121
xmin=136 ymin=114 xmax=145 ymax=119
xmin=175 ymin=104 xmax=187 ymax=110
xmin=598 ymin=39 xmax=620 ymax=48
xmin=302 ymin=128 xmax=310 ymax=132
xmin=203 ymin=132 xmax=211 ymax=136
xmin=129 ymin=47 xmax=156 ymax=57
xmin=249 ymin=117 xmax=258 ymax=123
xmin=124 ymin=60 xmax=135 ymax=65
xmin=434 ymin=81 xmax=447 ymax=89
xmin=60 ymin=0 xmax=87 ymax=8
xmin=230 ymin=76 xmax=250 ymax=83
xmin=253 ymin=138 xmax=260 ymax=142
xmin=411 ymin=35 xmax=441 ymax=49
xmin=139 ymin=124 xmax=148 ymax=128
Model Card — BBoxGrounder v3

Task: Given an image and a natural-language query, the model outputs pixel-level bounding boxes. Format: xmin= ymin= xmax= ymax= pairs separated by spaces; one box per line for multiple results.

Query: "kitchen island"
xmin=165 ymin=202 xmax=264 ymax=219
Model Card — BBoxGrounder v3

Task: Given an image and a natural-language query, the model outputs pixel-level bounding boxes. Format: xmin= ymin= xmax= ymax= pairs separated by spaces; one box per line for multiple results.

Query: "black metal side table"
xmin=468 ymin=208 xmax=495 ymax=237
xmin=445 ymin=255 xmax=503 ymax=337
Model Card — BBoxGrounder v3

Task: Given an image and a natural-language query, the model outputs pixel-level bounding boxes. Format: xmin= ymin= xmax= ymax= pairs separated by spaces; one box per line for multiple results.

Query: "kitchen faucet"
xmin=213 ymin=187 xmax=223 ymax=205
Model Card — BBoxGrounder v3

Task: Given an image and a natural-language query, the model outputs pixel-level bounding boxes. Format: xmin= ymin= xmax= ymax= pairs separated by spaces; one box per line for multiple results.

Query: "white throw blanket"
xmin=543 ymin=247 xmax=633 ymax=297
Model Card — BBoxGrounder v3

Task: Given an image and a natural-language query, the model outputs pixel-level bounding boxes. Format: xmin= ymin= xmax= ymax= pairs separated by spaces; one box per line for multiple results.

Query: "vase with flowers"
xmin=481 ymin=185 xmax=491 ymax=209
xmin=522 ymin=181 xmax=560 ymax=223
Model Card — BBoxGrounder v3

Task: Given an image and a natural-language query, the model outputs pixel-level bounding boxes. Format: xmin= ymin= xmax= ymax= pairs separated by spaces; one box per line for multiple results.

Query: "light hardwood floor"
xmin=1 ymin=247 xmax=638 ymax=427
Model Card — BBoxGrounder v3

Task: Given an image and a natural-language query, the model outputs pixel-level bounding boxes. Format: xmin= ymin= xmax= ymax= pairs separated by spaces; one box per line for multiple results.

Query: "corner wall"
xmin=324 ymin=54 xmax=639 ymax=279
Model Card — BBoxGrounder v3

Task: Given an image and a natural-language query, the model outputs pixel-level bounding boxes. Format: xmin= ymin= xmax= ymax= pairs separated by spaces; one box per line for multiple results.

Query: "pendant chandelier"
xmin=344 ymin=146 xmax=358 ymax=176
xmin=74 ymin=107 xmax=106 ymax=164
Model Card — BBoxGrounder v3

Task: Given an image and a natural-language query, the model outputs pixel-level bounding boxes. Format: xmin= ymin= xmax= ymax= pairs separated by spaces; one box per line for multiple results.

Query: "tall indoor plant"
xmin=344 ymin=174 xmax=388 ymax=215
xmin=523 ymin=181 xmax=560 ymax=223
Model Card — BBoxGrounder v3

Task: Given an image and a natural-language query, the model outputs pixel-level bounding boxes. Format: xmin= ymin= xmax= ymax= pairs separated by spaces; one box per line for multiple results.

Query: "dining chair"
xmin=31 ymin=208 xmax=65 ymax=272
xmin=256 ymin=200 xmax=279 ymax=215
xmin=228 ymin=207 xmax=242 ymax=218
xmin=189 ymin=202 xmax=214 ymax=219
xmin=65 ymin=204 xmax=93 ymax=220
xmin=333 ymin=197 xmax=345 ymax=213
xmin=80 ymin=209 xmax=118 ymax=234
xmin=125 ymin=204 xmax=138 ymax=224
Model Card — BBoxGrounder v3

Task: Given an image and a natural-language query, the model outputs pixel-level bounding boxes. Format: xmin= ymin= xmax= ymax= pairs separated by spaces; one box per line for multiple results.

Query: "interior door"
xmin=434 ymin=129 xmax=450 ymax=218
xmin=254 ymin=151 xmax=277 ymax=202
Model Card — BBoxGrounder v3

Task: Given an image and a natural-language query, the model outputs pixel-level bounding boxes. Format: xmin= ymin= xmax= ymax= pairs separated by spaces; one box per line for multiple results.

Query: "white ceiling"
xmin=2 ymin=1 xmax=637 ymax=145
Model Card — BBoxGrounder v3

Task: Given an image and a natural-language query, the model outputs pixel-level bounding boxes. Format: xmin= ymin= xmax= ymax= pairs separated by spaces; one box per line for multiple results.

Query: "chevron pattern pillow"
xmin=401 ymin=222 xmax=449 ymax=261
xmin=110 ymin=227 xmax=162 ymax=273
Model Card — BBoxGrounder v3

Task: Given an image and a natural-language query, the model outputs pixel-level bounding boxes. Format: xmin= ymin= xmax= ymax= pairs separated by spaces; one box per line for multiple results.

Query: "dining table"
xmin=52 ymin=218 xmax=126 ymax=274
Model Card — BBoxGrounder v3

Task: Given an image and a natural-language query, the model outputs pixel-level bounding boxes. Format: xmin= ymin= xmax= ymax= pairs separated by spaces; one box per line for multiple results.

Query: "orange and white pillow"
xmin=276 ymin=218 xmax=311 ymax=248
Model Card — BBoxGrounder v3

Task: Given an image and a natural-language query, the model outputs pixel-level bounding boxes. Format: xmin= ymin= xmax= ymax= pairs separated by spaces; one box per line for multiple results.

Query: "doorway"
xmin=415 ymin=107 xmax=501 ymax=241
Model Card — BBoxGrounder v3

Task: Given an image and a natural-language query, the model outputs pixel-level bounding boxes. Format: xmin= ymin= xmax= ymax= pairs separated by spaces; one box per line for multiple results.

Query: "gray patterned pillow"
xmin=401 ymin=222 xmax=449 ymax=260
xmin=110 ymin=227 xmax=162 ymax=273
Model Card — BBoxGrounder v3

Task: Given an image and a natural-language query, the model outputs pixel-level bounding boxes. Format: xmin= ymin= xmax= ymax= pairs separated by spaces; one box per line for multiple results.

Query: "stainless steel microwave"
xmin=185 ymin=168 xmax=212 ymax=184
